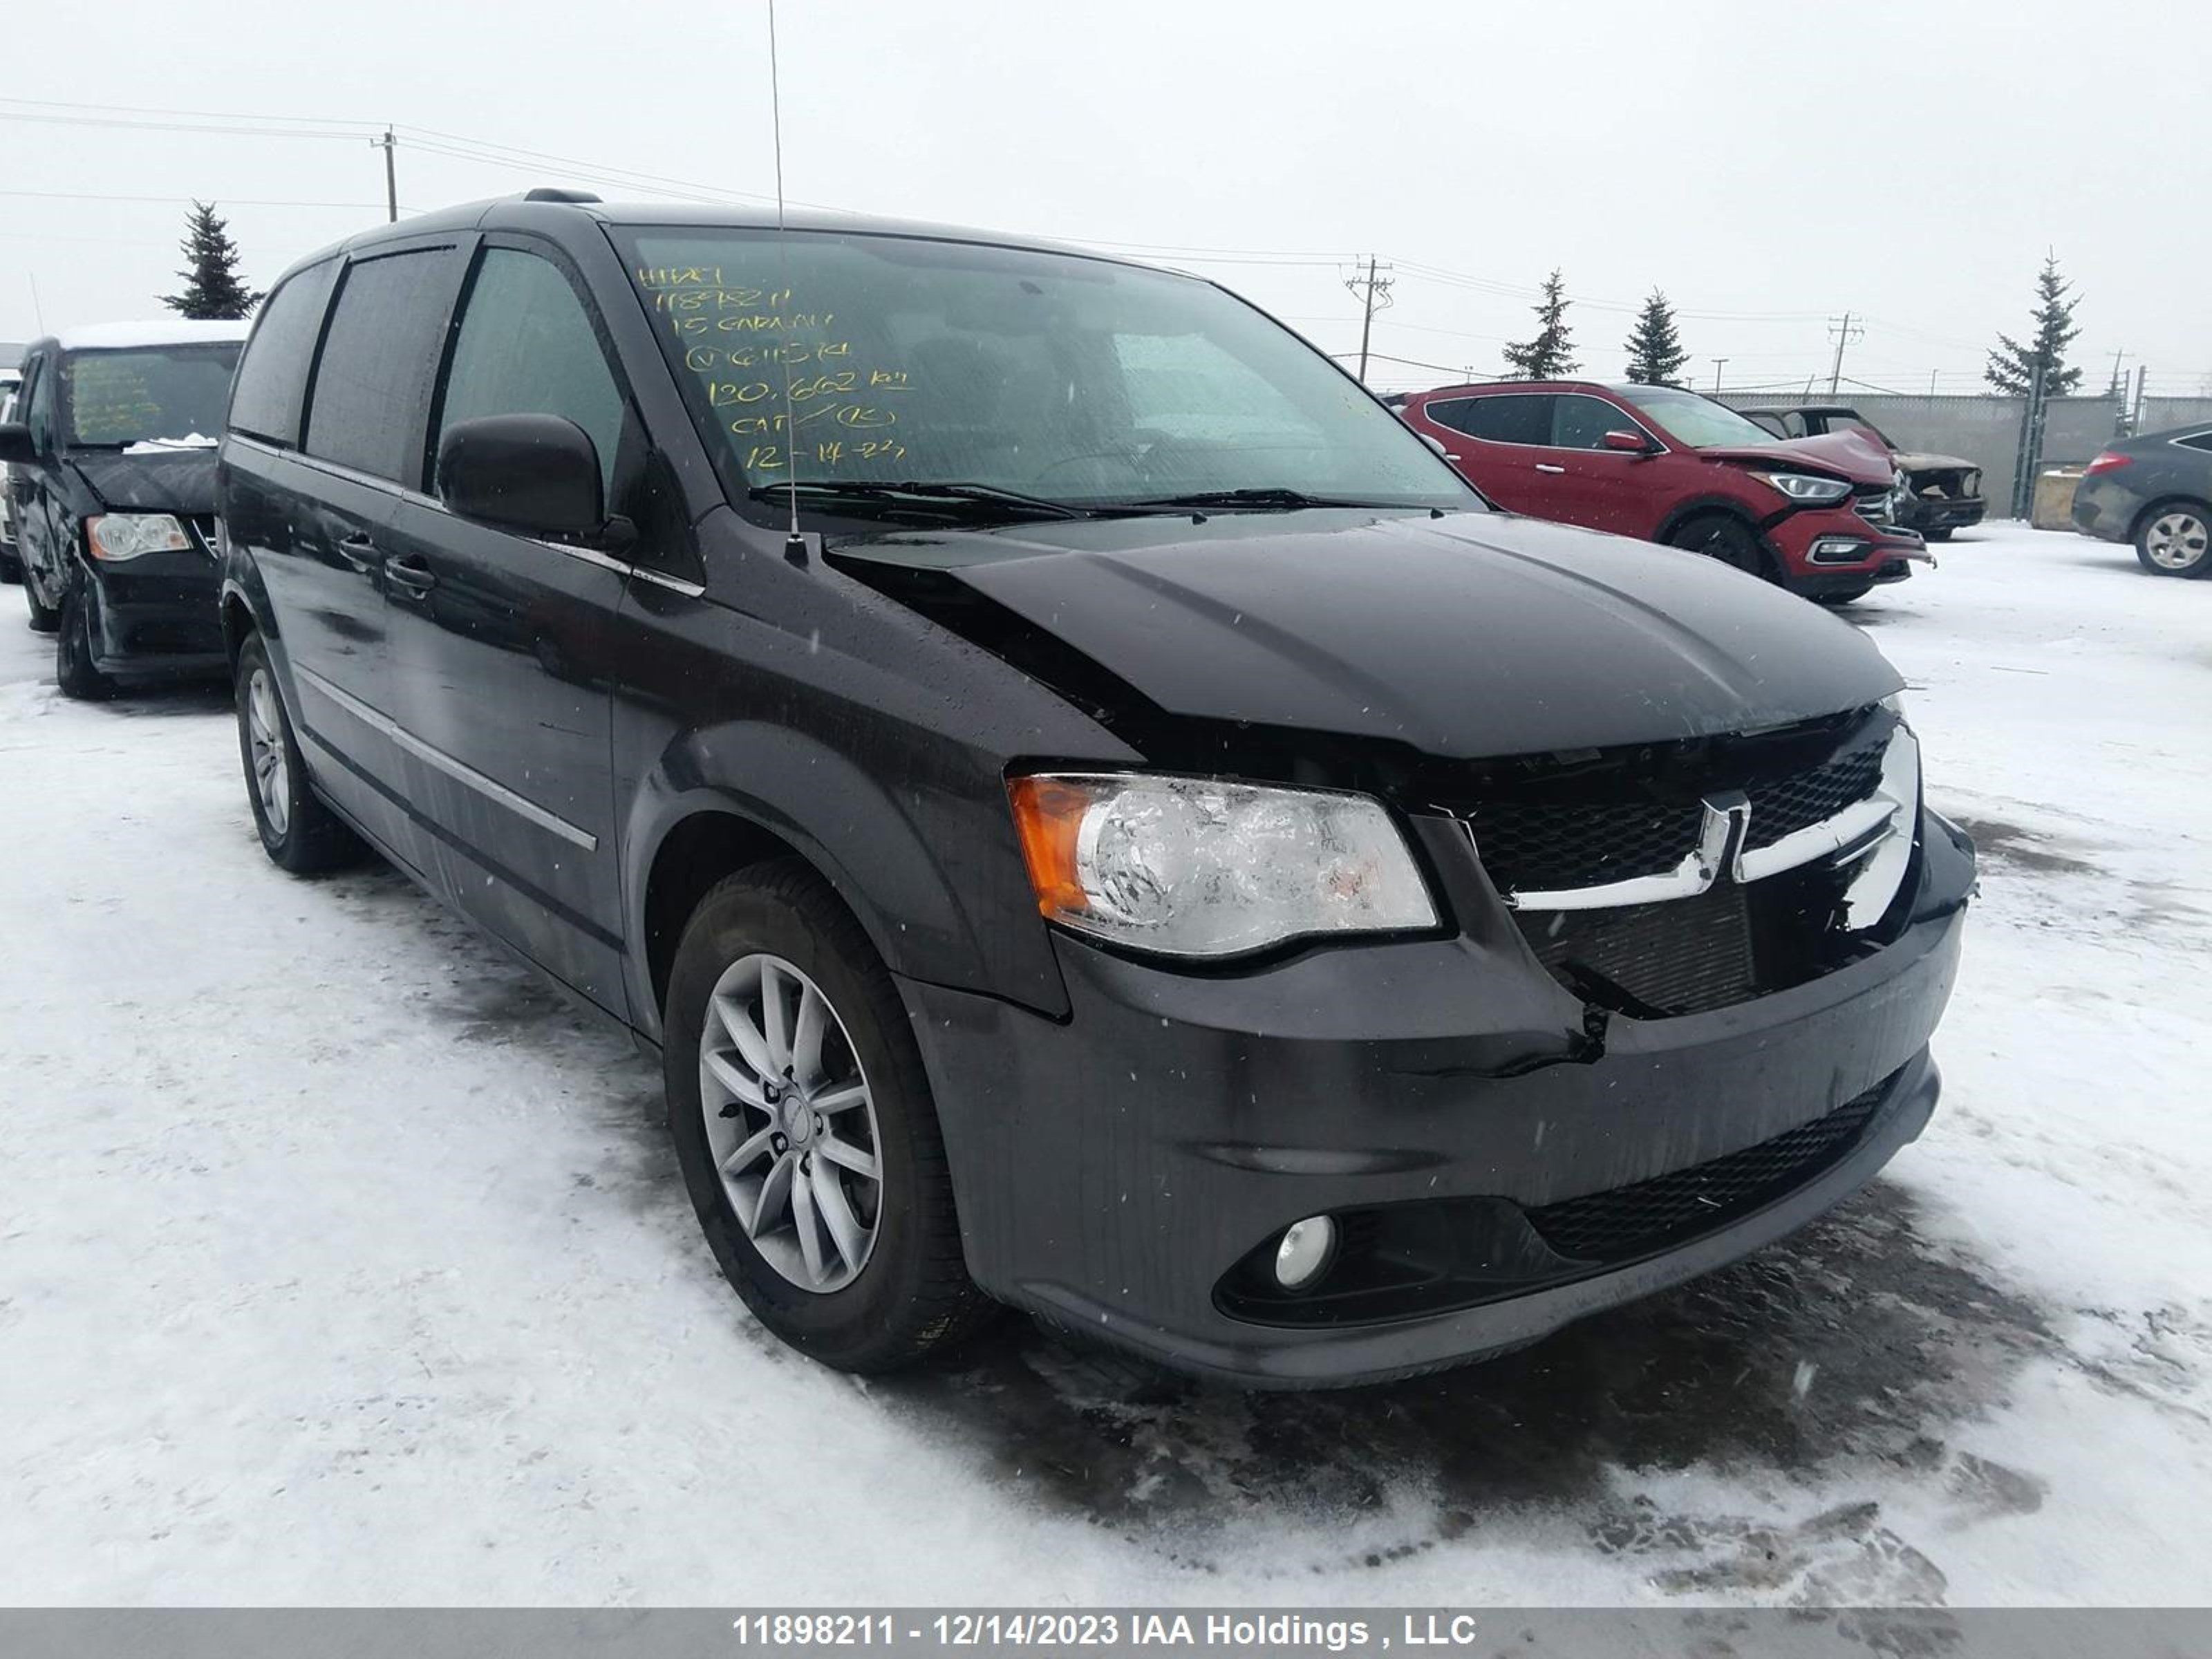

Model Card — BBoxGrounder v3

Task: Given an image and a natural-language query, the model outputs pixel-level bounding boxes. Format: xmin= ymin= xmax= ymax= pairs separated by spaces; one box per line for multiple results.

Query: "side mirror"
xmin=0 ymin=422 xmax=36 ymax=467
xmin=1602 ymin=429 xmax=1653 ymax=454
xmin=437 ymin=414 xmax=605 ymax=539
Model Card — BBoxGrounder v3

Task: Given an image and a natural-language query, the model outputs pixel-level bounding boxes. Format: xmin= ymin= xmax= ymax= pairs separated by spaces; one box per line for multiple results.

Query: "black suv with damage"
xmin=216 ymin=195 xmax=1974 ymax=1387
xmin=0 ymin=321 xmax=247 ymax=697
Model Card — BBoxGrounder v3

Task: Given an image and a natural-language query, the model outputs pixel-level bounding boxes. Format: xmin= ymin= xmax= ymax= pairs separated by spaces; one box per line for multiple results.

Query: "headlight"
xmin=1006 ymin=772 xmax=1437 ymax=958
xmin=86 ymin=513 xmax=191 ymax=561
xmin=1752 ymin=471 xmax=1853 ymax=505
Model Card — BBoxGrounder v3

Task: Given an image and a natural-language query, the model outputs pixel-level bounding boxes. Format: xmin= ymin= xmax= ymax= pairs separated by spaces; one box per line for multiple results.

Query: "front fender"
xmin=620 ymin=720 xmax=1074 ymax=1042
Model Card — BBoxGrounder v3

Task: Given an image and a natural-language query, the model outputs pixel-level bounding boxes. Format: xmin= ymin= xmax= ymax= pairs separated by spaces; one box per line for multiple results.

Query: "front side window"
xmin=305 ymin=247 xmax=462 ymax=486
xmin=436 ymin=248 xmax=628 ymax=500
xmin=22 ymin=357 xmax=53 ymax=449
xmin=60 ymin=344 xmax=241 ymax=447
xmin=1616 ymin=385 xmax=1787 ymax=449
xmin=1552 ymin=393 xmax=1637 ymax=449
xmin=619 ymin=229 xmax=1474 ymax=514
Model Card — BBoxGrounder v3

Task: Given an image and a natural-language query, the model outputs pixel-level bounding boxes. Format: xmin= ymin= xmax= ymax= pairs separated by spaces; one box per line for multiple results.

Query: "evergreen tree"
xmin=161 ymin=202 xmax=262 ymax=320
xmin=1622 ymin=288 xmax=1689 ymax=386
xmin=1501 ymin=268 xmax=1579 ymax=379
xmin=1985 ymin=252 xmax=2081 ymax=396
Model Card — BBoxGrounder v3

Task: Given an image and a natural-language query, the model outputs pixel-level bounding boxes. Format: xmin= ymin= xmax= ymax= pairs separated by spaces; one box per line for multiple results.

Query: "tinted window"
xmin=306 ymin=248 xmax=461 ymax=486
xmin=436 ymin=249 xmax=627 ymax=500
xmin=1431 ymin=393 xmax=1553 ymax=446
xmin=2177 ymin=431 xmax=2212 ymax=454
xmin=1553 ymin=393 xmax=1631 ymax=449
xmin=229 ymin=260 xmax=338 ymax=447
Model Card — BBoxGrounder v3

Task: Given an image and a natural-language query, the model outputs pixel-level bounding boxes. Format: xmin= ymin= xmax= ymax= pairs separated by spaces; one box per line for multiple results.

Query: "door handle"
xmin=384 ymin=554 xmax=438 ymax=597
xmin=335 ymin=532 xmax=379 ymax=571
xmin=1534 ymin=463 xmax=1566 ymax=474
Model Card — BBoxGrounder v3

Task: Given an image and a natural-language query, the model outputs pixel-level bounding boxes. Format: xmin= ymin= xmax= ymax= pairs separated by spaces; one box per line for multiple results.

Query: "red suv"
xmin=1390 ymin=381 xmax=1929 ymax=603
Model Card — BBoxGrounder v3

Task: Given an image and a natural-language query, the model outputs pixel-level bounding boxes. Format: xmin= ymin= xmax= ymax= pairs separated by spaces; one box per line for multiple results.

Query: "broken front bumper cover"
xmin=904 ymin=809 xmax=1974 ymax=1388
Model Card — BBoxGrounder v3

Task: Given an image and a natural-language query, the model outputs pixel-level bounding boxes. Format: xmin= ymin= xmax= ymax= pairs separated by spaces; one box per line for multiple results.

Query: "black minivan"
xmin=216 ymin=192 xmax=1974 ymax=1387
xmin=1 ymin=321 xmax=247 ymax=697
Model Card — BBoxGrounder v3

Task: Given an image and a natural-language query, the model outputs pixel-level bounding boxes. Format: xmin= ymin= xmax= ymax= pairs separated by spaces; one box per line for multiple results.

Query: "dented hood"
xmin=839 ymin=508 xmax=1901 ymax=760
xmin=1687 ymin=429 xmax=1896 ymax=482
xmin=66 ymin=449 xmax=219 ymax=515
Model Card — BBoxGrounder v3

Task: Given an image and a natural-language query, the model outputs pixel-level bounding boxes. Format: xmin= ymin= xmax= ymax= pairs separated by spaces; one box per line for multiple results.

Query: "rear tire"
xmin=234 ymin=632 xmax=369 ymax=873
xmin=1667 ymin=513 xmax=1771 ymax=580
xmin=23 ymin=570 xmax=60 ymax=633
xmin=664 ymin=859 xmax=988 ymax=1373
xmin=0 ymin=547 xmax=21 ymax=584
xmin=54 ymin=583 xmax=117 ymax=700
xmin=2135 ymin=503 xmax=2212 ymax=577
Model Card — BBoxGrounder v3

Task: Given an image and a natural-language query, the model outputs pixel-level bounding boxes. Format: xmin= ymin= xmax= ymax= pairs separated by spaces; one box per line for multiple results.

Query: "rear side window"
xmin=435 ymin=248 xmax=628 ymax=500
xmin=2178 ymin=431 xmax=2212 ymax=453
xmin=305 ymin=247 xmax=462 ymax=487
xmin=1430 ymin=393 xmax=1553 ymax=446
xmin=229 ymin=260 xmax=338 ymax=446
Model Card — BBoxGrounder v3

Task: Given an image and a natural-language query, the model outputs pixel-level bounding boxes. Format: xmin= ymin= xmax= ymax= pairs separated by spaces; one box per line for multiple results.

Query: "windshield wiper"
xmin=1122 ymin=487 xmax=1409 ymax=512
xmin=748 ymin=479 xmax=1092 ymax=522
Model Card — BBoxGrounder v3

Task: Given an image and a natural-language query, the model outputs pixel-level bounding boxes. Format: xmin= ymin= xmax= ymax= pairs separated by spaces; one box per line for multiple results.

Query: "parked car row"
xmin=0 ymin=194 xmax=1972 ymax=1387
xmin=1385 ymin=379 xmax=1933 ymax=605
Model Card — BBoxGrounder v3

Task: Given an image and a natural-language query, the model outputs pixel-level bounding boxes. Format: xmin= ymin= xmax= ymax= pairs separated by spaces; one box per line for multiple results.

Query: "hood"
xmin=66 ymin=449 xmax=219 ymax=514
xmin=1690 ymin=429 xmax=1895 ymax=482
xmin=834 ymin=509 xmax=1901 ymax=760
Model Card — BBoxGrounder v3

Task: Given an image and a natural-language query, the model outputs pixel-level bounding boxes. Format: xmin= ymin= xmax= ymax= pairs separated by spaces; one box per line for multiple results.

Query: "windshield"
xmin=60 ymin=344 xmax=241 ymax=448
xmin=620 ymin=229 xmax=1476 ymax=516
xmin=1613 ymin=385 xmax=1785 ymax=449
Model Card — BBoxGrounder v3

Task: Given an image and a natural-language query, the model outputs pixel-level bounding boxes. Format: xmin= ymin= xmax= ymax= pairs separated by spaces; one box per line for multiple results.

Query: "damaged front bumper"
xmin=903 ymin=809 xmax=1974 ymax=1389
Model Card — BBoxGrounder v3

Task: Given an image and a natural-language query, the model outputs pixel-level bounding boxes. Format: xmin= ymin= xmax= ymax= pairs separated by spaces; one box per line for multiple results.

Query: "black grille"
xmin=1468 ymin=797 xmax=1703 ymax=894
xmin=1743 ymin=742 xmax=1883 ymax=848
xmin=1517 ymin=881 xmax=1754 ymax=1016
xmin=1525 ymin=1077 xmax=1891 ymax=1264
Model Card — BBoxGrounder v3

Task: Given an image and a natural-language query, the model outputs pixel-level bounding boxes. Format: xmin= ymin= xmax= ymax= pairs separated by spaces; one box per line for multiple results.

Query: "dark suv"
xmin=217 ymin=194 xmax=1972 ymax=1387
xmin=1392 ymin=380 xmax=1930 ymax=603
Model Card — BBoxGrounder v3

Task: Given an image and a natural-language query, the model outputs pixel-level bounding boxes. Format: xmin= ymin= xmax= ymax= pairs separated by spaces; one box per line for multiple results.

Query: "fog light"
xmin=1273 ymin=1215 xmax=1338 ymax=1291
xmin=1808 ymin=536 xmax=1871 ymax=565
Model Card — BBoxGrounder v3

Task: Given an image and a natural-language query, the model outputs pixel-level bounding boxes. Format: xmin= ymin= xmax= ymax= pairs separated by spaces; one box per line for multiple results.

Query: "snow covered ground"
xmin=3 ymin=521 xmax=2209 ymax=1607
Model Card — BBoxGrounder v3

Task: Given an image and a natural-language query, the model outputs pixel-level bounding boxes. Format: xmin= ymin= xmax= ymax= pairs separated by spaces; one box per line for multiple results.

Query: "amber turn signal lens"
xmin=1006 ymin=775 xmax=1093 ymax=917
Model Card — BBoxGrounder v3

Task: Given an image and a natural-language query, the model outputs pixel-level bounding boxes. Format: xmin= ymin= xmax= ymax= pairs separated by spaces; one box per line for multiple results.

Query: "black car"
xmin=0 ymin=321 xmax=247 ymax=697
xmin=1742 ymin=404 xmax=1987 ymax=539
xmin=2074 ymin=424 xmax=2212 ymax=577
xmin=214 ymin=192 xmax=1974 ymax=1387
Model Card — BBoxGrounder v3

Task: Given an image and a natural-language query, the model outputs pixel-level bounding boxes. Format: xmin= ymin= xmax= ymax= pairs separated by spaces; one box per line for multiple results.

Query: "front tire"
xmin=1922 ymin=526 xmax=1953 ymax=543
xmin=1811 ymin=581 xmax=1875 ymax=606
xmin=2135 ymin=503 xmax=2212 ymax=577
xmin=1667 ymin=513 xmax=1771 ymax=580
xmin=664 ymin=860 xmax=986 ymax=1373
xmin=54 ymin=583 xmax=116 ymax=700
xmin=234 ymin=632 xmax=368 ymax=873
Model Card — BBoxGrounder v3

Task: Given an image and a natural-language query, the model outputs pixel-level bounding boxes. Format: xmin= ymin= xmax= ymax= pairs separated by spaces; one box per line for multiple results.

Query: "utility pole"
xmin=1826 ymin=312 xmax=1863 ymax=395
xmin=1709 ymin=357 xmax=1729 ymax=393
xmin=1344 ymin=256 xmax=1394 ymax=385
xmin=2105 ymin=346 xmax=2128 ymax=399
xmin=374 ymin=127 xmax=398 ymax=223
xmin=1929 ymin=368 xmax=1938 ymax=396
xmin=2132 ymin=362 xmax=2148 ymax=435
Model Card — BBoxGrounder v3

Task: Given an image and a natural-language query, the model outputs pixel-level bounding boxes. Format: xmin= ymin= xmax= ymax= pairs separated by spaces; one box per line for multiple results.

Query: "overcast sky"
xmin=5 ymin=0 xmax=2206 ymax=398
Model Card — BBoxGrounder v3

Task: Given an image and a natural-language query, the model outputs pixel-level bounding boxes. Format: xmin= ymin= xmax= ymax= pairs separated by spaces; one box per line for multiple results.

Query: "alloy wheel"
xmin=2144 ymin=512 xmax=2209 ymax=571
xmin=245 ymin=668 xmax=290 ymax=836
xmin=700 ymin=952 xmax=883 ymax=1293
